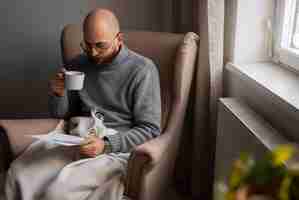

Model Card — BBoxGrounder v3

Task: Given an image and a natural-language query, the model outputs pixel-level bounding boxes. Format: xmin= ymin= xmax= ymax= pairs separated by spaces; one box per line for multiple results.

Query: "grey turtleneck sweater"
xmin=49 ymin=45 xmax=161 ymax=153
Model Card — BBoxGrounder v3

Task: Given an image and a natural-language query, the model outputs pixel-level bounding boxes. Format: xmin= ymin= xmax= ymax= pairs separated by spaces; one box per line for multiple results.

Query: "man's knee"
xmin=42 ymin=181 xmax=87 ymax=200
xmin=8 ymin=160 xmax=23 ymax=178
xmin=42 ymin=183 xmax=67 ymax=200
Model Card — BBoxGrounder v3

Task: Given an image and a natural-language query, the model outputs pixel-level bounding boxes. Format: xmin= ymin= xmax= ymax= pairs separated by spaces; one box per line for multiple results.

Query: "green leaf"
xmin=246 ymin=159 xmax=274 ymax=186
xmin=271 ymin=145 xmax=296 ymax=166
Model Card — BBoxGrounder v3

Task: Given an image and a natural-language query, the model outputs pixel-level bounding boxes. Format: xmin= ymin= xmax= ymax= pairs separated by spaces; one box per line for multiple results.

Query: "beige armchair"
xmin=0 ymin=25 xmax=199 ymax=200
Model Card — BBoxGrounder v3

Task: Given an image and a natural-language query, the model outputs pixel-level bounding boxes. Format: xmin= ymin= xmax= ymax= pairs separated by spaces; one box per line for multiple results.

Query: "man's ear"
xmin=117 ymin=32 xmax=124 ymax=44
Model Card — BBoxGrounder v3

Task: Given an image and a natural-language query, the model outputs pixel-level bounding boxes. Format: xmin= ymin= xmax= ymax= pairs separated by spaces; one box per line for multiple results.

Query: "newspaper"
xmin=27 ymin=111 xmax=118 ymax=147
xmin=28 ymin=130 xmax=85 ymax=146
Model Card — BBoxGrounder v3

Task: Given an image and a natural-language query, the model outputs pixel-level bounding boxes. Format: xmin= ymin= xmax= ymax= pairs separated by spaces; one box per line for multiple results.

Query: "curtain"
xmin=174 ymin=0 xmax=224 ymax=199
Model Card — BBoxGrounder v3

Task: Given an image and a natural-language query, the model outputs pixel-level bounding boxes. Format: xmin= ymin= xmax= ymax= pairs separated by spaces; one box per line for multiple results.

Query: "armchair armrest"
xmin=125 ymin=96 xmax=190 ymax=199
xmin=0 ymin=119 xmax=63 ymax=158
xmin=133 ymin=133 xmax=172 ymax=165
xmin=125 ymin=132 xmax=176 ymax=200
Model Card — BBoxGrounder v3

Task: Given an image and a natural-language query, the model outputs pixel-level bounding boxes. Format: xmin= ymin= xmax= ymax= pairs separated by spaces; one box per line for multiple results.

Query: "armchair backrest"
xmin=61 ymin=24 xmax=199 ymax=133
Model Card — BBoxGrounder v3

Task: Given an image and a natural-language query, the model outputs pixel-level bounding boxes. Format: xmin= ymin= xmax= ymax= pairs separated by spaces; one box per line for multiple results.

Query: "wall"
xmin=172 ymin=0 xmax=194 ymax=33
xmin=0 ymin=1 xmax=93 ymax=116
xmin=93 ymin=0 xmax=174 ymax=32
xmin=92 ymin=0 xmax=194 ymax=33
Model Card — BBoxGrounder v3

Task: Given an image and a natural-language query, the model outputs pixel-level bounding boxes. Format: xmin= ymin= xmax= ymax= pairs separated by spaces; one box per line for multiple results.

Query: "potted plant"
xmin=225 ymin=144 xmax=299 ymax=200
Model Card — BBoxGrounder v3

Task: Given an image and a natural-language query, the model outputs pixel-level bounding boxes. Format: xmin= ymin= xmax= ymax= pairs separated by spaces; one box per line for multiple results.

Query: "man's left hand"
xmin=79 ymin=135 xmax=105 ymax=157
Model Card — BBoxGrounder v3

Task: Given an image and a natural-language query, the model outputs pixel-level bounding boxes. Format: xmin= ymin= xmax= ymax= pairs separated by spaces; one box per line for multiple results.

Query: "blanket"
xmin=4 ymin=119 xmax=130 ymax=200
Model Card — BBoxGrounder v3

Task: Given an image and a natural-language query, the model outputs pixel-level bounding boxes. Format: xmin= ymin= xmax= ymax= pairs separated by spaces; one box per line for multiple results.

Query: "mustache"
xmin=87 ymin=55 xmax=104 ymax=63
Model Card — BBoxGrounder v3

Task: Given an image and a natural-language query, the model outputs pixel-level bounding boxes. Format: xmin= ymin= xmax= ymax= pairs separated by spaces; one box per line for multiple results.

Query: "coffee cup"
xmin=64 ymin=71 xmax=85 ymax=90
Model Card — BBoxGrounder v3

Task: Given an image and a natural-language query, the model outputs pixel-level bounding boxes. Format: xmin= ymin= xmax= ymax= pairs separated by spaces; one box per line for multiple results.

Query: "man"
xmin=50 ymin=8 xmax=161 ymax=158
xmin=5 ymin=8 xmax=161 ymax=200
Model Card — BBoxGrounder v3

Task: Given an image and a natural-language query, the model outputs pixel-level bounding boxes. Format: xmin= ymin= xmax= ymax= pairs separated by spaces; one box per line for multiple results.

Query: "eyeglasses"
xmin=80 ymin=33 xmax=119 ymax=53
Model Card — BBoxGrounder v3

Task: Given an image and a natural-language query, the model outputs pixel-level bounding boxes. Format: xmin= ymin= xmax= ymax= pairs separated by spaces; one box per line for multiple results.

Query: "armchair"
xmin=0 ymin=25 xmax=199 ymax=200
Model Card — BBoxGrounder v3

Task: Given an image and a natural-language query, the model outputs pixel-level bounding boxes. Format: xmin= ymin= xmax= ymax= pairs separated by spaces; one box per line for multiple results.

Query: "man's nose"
xmin=91 ymin=48 xmax=98 ymax=56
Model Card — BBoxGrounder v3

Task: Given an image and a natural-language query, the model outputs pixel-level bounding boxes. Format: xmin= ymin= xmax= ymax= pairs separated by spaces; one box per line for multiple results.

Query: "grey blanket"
xmin=4 ymin=121 xmax=129 ymax=200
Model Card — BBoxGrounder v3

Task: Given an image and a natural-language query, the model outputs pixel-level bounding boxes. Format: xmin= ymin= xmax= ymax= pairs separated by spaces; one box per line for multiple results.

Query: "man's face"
xmin=82 ymin=29 xmax=121 ymax=64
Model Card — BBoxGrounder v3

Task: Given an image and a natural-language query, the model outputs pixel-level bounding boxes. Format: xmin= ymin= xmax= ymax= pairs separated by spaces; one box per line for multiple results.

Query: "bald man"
xmin=5 ymin=9 xmax=161 ymax=200
xmin=50 ymin=8 xmax=161 ymax=157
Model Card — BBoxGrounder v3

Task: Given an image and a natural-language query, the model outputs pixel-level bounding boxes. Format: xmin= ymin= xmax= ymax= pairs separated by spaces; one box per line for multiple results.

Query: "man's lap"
xmin=6 ymin=140 xmax=129 ymax=200
xmin=41 ymin=154 xmax=127 ymax=200
xmin=9 ymin=140 xmax=128 ymax=179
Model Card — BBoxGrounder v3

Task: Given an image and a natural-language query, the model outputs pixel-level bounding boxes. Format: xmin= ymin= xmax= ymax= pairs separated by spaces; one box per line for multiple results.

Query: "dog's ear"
xmin=0 ymin=126 xmax=13 ymax=171
xmin=68 ymin=117 xmax=94 ymax=138
xmin=54 ymin=120 xmax=67 ymax=131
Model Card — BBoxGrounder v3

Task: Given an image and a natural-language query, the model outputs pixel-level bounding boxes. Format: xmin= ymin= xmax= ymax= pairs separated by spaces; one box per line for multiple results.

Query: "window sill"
xmin=225 ymin=61 xmax=299 ymax=142
xmin=226 ymin=61 xmax=299 ymax=114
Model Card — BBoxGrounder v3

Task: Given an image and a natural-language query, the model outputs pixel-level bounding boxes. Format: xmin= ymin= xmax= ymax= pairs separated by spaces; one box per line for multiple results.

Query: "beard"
xmin=87 ymin=44 xmax=120 ymax=65
xmin=88 ymin=55 xmax=106 ymax=64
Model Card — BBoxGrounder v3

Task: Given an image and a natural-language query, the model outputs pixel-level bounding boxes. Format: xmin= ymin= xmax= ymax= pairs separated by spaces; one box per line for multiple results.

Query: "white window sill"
xmin=226 ymin=61 xmax=299 ymax=114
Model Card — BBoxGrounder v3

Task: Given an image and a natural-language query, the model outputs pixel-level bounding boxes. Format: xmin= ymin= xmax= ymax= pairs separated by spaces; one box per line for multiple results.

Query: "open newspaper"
xmin=27 ymin=112 xmax=117 ymax=146
xmin=28 ymin=130 xmax=85 ymax=146
xmin=27 ymin=128 xmax=117 ymax=147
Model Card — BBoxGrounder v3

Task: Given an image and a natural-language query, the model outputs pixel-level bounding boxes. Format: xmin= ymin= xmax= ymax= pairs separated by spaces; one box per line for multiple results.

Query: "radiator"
xmin=213 ymin=98 xmax=288 ymax=200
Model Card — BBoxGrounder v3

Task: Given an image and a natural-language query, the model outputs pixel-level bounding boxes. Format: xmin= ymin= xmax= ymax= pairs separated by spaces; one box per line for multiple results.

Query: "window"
xmin=275 ymin=0 xmax=299 ymax=71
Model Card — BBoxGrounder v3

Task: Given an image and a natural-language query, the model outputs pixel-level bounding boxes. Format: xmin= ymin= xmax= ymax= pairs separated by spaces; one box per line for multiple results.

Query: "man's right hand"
xmin=50 ymin=68 xmax=66 ymax=97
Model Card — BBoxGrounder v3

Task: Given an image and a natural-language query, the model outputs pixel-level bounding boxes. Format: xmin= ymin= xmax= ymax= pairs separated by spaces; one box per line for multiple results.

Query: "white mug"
xmin=64 ymin=71 xmax=85 ymax=90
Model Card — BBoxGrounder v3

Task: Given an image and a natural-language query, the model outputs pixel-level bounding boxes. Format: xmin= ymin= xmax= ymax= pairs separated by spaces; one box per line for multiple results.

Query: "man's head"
xmin=82 ymin=8 xmax=122 ymax=64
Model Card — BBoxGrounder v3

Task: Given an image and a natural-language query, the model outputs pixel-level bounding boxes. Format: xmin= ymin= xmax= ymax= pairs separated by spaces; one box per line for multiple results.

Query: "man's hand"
xmin=50 ymin=68 xmax=66 ymax=97
xmin=79 ymin=135 xmax=105 ymax=158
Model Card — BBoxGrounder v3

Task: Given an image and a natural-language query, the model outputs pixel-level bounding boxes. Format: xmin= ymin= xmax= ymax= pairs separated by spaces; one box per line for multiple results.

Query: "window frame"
xmin=274 ymin=0 xmax=299 ymax=72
